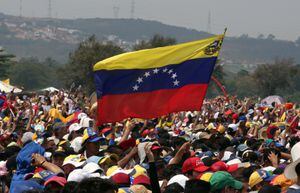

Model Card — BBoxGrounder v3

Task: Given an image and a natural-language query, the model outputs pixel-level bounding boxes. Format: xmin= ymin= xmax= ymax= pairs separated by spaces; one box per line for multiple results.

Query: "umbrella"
xmin=261 ymin=95 xmax=285 ymax=105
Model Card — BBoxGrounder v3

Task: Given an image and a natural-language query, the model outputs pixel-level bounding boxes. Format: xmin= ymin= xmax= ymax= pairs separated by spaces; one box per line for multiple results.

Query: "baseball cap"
xmin=68 ymin=123 xmax=82 ymax=133
xmin=86 ymin=156 xmax=102 ymax=164
xmin=210 ymin=171 xmax=243 ymax=191
xmin=83 ymin=162 xmax=103 ymax=175
xmin=249 ymin=170 xmax=274 ymax=188
xmin=133 ymin=175 xmax=151 ymax=186
xmin=182 ymin=157 xmax=209 ymax=174
xmin=44 ymin=176 xmax=67 ymax=187
xmin=210 ymin=161 xmax=239 ymax=173
xmin=129 ymin=185 xmax=151 ymax=193
xmin=82 ymin=127 xmax=104 ymax=144
xmin=21 ymin=132 xmax=34 ymax=144
xmin=67 ymin=169 xmax=90 ymax=182
xmin=111 ymin=173 xmax=130 ymax=185
xmin=80 ymin=117 xmax=94 ymax=128
xmin=198 ymin=172 xmax=213 ymax=182
xmin=62 ymin=154 xmax=85 ymax=168
xmin=128 ymin=165 xmax=148 ymax=178
xmin=167 ymin=174 xmax=189 ymax=189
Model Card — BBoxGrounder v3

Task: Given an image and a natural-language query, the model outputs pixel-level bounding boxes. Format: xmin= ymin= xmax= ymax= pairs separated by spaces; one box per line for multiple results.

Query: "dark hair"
xmin=62 ymin=181 xmax=79 ymax=193
xmin=164 ymin=182 xmax=184 ymax=193
xmin=296 ymin=163 xmax=300 ymax=176
xmin=258 ymin=185 xmax=281 ymax=193
xmin=23 ymin=190 xmax=44 ymax=193
xmin=76 ymin=178 xmax=118 ymax=193
xmin=184 ymin=179 xmax=210 ymax=193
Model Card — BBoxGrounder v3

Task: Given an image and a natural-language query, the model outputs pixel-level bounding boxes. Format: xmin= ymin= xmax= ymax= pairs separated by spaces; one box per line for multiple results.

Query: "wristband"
xmin=40 ymin=160 xmax=46 ymax=166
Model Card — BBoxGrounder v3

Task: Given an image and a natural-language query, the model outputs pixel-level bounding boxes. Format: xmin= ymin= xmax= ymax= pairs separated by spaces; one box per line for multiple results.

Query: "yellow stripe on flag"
xmin=94 ymin=35 xmax=224 ymax=71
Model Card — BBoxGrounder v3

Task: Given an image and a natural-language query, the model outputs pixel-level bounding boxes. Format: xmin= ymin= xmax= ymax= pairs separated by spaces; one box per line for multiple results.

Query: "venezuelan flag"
xmin=94 ymin=35 xmax=224 ymax=124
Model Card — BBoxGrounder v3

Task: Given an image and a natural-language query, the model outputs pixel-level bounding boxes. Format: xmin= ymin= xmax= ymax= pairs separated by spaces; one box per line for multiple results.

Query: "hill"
xmin=0 ymin=13 xmax=299 ymax=64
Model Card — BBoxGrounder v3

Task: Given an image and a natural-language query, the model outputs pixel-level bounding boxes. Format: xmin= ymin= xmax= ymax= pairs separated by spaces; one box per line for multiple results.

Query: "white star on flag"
xmin=144 ymin=72 xmax=150 ymax=77
xmin=133 ymin=85 xmax=139 ymax=91
xmin=153 ymin=68 xmax=159 ymax=74
xmin=163 ymin=68 xmax=168 ymax=73
xmin=173 ymin=80 xmax=180 ymax=86
xmin=171 ymin=73 xmax=177 ymax=79
xmin=168 ymin=69 xmax=173 ymax=74
xmin=137 ymin=77 xmax=143 ymax=83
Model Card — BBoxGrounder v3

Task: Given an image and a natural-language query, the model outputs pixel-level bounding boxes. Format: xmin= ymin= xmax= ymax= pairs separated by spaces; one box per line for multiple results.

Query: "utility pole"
xmin=130 ymin=0 xmax=135 ymax=19
xmin=48 ymin=0 xmax=52 ymax=18
xmin=207 ymin=10 xmax=212 ymax=33
xmin=113 ymin=6 xmax=120 ymax=18
xmin=19 ymin=0 xmax=23 ymax=17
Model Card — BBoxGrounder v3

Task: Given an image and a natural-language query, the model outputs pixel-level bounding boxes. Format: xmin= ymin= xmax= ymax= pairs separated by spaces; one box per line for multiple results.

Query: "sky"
xmin=0 ymin=0 xmax=299 ymax=41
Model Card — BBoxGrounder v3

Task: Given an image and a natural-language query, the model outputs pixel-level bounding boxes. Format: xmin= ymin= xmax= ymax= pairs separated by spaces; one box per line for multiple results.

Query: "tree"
xmin=267 ymin=34 xmax=276 ymax=40
xmin=296 ymin=37 xmax=300 ymax=46
xmin=252 ymin=58 xmax=297 ymax=96
xmin=133 ymin=34 xmax=176 ymax=51
xmin=257 ymin=34 xmax=265 ymax=39
xmin=0 ymin=48 xmax=14 ymax=78
xmin=62 ymin=35 xmax=124 ymax=93
xmin=9 ymin=57 xmax=54 ymax=90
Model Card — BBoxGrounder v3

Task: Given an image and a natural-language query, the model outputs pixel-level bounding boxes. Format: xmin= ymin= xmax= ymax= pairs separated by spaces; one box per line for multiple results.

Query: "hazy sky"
xmin=0 ymin=0 xmax=299 ymax=41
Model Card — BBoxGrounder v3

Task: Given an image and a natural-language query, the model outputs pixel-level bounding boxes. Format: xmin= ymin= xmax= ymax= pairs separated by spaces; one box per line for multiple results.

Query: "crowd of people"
xmin=0 ymin=89 xmax=300 ymax=193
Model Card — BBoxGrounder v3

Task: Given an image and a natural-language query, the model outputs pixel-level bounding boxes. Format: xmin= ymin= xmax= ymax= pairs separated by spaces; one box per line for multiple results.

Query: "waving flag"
xmin=94 ymin=35 xmax=224 ymax=124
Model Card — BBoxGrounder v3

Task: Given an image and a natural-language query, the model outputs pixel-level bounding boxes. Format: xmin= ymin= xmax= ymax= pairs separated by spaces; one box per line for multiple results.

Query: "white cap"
xmin=80 ymin=117 xmax=94 ymax=128
xmin=69 ymin=123 xmax=82 ymax=133
xmin=83 ymin=162 xmax=103 ymax=174
xmin=67 ymin=169 xmax=90 ymax=182
xmin=62 ymin=155 xmax=85 ymax=168
xmin=228 ymin=124 xmax=238 ymax=132
xmin=167 ymin=174 xmax=189 ymax=189
xmin=70 ymin=137 xmax=83 ymax=153
xmin=21 ymin=132 xmax=34 ymax=144
xmin=77 ymin=113 xmax=87 ymax=121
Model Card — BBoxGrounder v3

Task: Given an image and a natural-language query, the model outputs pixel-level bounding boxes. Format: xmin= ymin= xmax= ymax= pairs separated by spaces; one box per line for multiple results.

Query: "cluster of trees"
xmin=1 ymin=34 xmax=300 ymax=101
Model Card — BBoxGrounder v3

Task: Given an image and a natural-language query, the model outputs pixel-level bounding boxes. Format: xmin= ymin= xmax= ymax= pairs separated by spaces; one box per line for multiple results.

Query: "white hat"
xmin=228 ymin=124 xmax=238 ymax=132
xmin=167 ymin=174 xmax=189 ymax=189
xmin=227 ymin=158 xmax=242 ymax=165
xmin=77 ymin=113 xmax=87 ymax=121
xmin=69 ymin=123 xmax=82 ymax=133
xmin=62 ymin=155 xmax=85 ymax=168
xmin=70 ymin=137 xmax=83 ymax=153
xmin=21 ymin=132 xmax=34 ymax=144
xmin=284 ymin=142 xmax=300 ymax=179
xmin=80 ymin=117 xmax=94 ymax=128
xmin=83 ymin=162 xmax=103 ymax=174
xmin=67 ymin=169 xmax=90 ymax=182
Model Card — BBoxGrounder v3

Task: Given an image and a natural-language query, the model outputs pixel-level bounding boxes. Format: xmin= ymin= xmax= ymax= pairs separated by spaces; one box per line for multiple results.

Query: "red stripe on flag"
xmin=97 ymin=84 xmax=208 ymax=124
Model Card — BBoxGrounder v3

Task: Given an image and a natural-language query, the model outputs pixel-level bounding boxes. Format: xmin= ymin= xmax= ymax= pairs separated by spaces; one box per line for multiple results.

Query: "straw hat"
xmin=284 ymin=142 xmax=300 ymax=179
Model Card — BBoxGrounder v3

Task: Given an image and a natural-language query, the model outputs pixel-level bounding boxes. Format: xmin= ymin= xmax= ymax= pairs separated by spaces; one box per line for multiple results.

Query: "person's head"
xmin=52 ymin=152 xmax=67 ymax=168
xmin=184 ymin=179 xmax=210 ymax=193
xmin=53 ymin=122 xmax=68 ymax=140
xmin=82 ymin=128 xmax=103 ymax=158
xmin=258 ymin=185 xmax=281 ymax=193
xmin=76 ymin=178 xmax=118 ymax=193
xmin=61 ymin=181 xmax=78 ymax=193
xmin=164 ymin=183 xmax=184 ymax=193
xmin=44 ymin=176 xmax=67 ymax=193
xmin=210 ymin=171 xmax=244 ymax=193
xmin=248 ymin=170 xmax=273 ymax=191
xmin=182 ymin=157 xmax=209 ymax=179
